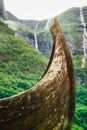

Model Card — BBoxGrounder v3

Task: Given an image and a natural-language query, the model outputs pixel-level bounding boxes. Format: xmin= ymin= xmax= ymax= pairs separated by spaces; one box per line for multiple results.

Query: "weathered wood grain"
xmin=0 ymin=18 xmax=76 ymax=130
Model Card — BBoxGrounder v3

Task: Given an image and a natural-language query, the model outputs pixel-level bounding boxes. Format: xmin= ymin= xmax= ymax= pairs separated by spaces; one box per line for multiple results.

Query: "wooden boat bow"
xmin=0 ymin=18 xmax=75 ymax=130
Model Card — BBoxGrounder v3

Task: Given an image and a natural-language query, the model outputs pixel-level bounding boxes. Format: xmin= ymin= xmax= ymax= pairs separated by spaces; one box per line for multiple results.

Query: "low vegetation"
xmin=72 ymin=55 xmax=87 ymax=130
xmin=0 ymin=21 xmax=48 ymax=99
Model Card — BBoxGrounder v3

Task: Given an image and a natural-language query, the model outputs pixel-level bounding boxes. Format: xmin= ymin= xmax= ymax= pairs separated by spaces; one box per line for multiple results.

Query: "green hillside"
xmin=72 ymin=54 xmax=87 ymax=129
xmin=0 ymin=20 xmax=15 ymax=35
xmin=0 ymin=21 xmax=48 ymax=99
xmin=58 ymin=7 xmax=83 ymax=54
xmin=83 ymin=6 xmax=87 ymax=25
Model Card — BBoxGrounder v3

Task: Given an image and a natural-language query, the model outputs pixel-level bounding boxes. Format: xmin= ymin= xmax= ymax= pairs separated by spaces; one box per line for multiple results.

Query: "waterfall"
xmin=80 ymin=7 xmax=87 ymax=57
xmin=34 ymin=23 xmax=38 ymax=50
xmin=45 ymin=19 xmax=51 ymax=29
xmin=80 ymin=7 xmax=87 ymax=68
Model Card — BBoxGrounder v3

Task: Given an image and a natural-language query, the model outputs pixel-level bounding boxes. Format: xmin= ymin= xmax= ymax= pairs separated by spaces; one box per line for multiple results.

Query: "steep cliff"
xmin=0 ymin=0 xmax=5 ymax=19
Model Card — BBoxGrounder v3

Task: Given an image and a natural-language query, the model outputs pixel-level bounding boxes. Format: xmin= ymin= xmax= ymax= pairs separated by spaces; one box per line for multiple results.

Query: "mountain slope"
xmin=1 ymin=6 xmax=85 ymax=57
xmin=16 ymin=7 xmax=84 ymax=57
xmin=0 ymin=21 xmax=48 ymax=99
xmin=58 ymin=7 xmax=83 ymax=54
xmin=0 ymin=1 xmax=86 ymax=57
xmin=0 ymin=20 xmax=15 ymax=35
xmin=83 ymin=6 xmax=87 ymax=25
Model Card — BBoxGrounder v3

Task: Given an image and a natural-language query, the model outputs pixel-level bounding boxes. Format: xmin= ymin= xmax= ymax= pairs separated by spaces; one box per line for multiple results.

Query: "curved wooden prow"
xmin=0 ymin=18 xmax=75 ymax=130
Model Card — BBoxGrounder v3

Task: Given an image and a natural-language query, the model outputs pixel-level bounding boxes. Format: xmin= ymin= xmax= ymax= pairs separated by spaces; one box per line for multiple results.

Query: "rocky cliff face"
xmin=37 ymin=31 xmax=53 ymax=58
xmin=5 ymin=11 xmax=18 ymax=21
xmin=0 ymin=0 xmax=5 ymax=19
xmin=12 ymin=7 xmax=84 ymax=57
xmin=0 ymin=1 xmax=84 ymax=58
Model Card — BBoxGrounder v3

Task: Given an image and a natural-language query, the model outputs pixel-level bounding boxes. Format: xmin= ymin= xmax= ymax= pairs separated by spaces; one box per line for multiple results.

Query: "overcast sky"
xmin=4 ymin=0 xmax=87 ymax=20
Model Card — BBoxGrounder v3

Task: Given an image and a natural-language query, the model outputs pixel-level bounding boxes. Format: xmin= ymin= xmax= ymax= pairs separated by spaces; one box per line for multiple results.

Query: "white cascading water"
xmin=80 ymin=7 xmax=87 ymax=67
xmin=80 ymin=7 xmax=87 ymax=56
xmin=34 ymin=23 xmax=38 ymax=50
xmin=45 ymin=19 xmax=51 ymax=29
